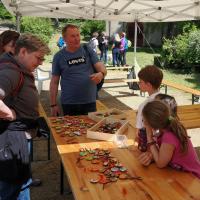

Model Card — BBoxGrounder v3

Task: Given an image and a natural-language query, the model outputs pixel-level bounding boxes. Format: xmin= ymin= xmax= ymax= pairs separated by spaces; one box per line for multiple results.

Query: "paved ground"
xmin=31 ymin=67 xmax=200 ymax=200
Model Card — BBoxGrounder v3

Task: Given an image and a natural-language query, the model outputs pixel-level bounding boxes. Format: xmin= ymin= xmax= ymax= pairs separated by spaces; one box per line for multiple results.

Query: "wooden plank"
xmin=106 ymin=66 xmax=132 ymax=70
xmin=96 ymin=100 xmax=108 ymax=111
xmin=181 ymin=119 xmax=200 ymax=129
xmin=48 ymin=113 xmax=200 ymax=200
xmin=129 ymin=105 xmax=200 ymax=129
xmin=178 ymin=104 xmax=200 ymax=112
xmin=104 ymin=79 xmax=124 ymax=83
xmin=162 ymin=80 xmax=200 ymax=95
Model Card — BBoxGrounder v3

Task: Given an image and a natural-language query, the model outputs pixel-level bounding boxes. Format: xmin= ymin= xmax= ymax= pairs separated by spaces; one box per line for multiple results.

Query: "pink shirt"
xmin=157 ymin=130 xmax=200 ymax=178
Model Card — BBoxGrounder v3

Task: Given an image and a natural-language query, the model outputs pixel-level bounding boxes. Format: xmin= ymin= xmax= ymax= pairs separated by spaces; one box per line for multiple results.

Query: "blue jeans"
xmin=100 ymin=49 xmax=108 ymax=64
xmin=0 ymin=174 xmax=31 ymax=200
xmin=112 ymin=48 xmax=120 ymax=67
xmin=17 ymin=178 xmax=31 ymax=200
xmin=0 ymin=181 xmax=21 ymax=200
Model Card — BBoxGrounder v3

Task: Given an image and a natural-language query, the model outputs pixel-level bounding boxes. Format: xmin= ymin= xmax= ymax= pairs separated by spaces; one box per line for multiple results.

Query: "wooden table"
xmin=47 ymin=112 xmax=200 ymax=200
xmin=125 ymin=104 xmax=200 ymax=130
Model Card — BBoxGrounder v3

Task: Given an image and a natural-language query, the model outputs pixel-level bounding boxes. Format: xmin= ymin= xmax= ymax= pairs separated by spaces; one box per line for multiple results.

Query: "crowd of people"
xmin=89 ymin=31 xmax=129 ymax=67
xmin=0 ymin=24 xmax=199 ymax=200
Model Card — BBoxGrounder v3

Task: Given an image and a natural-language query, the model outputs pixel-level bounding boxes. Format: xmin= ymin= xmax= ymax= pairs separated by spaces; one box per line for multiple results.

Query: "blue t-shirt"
xmin=52 ymin=45 xmax=99 ymax=104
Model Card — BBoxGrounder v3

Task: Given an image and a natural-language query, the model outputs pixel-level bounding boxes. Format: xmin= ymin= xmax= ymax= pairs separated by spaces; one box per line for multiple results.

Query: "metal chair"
xmin=34 ymin=67 xmax=51 ymax=94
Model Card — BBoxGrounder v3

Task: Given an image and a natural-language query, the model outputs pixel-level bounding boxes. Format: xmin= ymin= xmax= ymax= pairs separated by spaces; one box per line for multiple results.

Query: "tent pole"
xmin=134 ymin=21 xmax=140 ymax=75
xmin=16 ymin=12 xmax=21 ymax=32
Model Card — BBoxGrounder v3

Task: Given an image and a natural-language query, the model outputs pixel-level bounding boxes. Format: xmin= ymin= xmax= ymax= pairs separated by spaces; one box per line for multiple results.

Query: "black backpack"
xmin=127 ymin=67 xmax=140 ymax=90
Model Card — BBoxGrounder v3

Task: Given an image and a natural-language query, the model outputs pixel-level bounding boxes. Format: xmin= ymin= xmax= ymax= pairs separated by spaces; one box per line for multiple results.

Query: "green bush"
xmin=81 ymin=20 xmax=105 ymax=38
xmin=21 ymin=17 xmax=54 ymax=44
xmin=161 ymin=24 xmax=200 ymax=71
xmin=0 ymin=2 xmax=13 ymax=19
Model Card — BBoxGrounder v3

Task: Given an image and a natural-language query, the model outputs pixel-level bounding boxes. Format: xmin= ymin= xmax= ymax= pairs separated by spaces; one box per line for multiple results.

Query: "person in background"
xmin=57 ymin=35 xmax=65 ymax=49
xmin=119 ymin=32 xmax=128 ymax=67
xmin=89 ymin=32 xmax=99 ymax=53
xmin=140 ymin=100 xmax=200 ymax=179
xmin=0 ymin=34 xmax=50 ymax=200
xmin=111 ymin=33 xmax=121 ymax=67
xmin=50 ymin=24 xmax=107 ymax=116
xmin=98 ymin=32 xmax=108 ymax=65
xmin=0 ymin=30 xmax=20 ymax=55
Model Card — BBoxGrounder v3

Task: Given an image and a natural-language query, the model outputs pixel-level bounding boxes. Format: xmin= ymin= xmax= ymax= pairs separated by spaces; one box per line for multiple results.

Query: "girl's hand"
xmin=138 ymin=151 xmax=153 ymax=166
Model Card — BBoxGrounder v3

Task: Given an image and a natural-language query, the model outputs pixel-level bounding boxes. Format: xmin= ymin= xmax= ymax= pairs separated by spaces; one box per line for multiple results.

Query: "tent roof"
xmin=2 ymin=0 xmax=200 ymax=22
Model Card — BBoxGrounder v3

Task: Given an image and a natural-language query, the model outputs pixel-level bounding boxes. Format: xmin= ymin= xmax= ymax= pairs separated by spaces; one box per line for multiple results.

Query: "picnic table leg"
xmin=60 ymin=161 xmax=64 ymax=195
xmin=165 ymin=85 xmax=167 ymax=94
xmin=47 ymin=134 xmax=50 ymax=160
xmin=192 ymin=94 xmax=194 ymax=105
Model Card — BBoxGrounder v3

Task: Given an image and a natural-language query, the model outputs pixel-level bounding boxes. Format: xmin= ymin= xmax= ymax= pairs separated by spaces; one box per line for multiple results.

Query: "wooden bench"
xmin=106 ymin=66 xmax=132 ymax=71
xmin=162 ymin=80 xmax=200 ymax=104
xmin=120 ymin=78 xmax=200 ymax=104
xmin=127 ymin=104 xmax=200 ymax=129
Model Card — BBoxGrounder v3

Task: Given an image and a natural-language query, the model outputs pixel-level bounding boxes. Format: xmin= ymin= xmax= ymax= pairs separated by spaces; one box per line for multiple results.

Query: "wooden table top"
xmin=126 ymin=104 xmax=200 ymax=130
xmin=47 ymin=113 xmax=200 ymax=200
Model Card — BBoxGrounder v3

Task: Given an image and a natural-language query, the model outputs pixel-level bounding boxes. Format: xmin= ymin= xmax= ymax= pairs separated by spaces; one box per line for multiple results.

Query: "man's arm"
xmin=90 ymin=62 xmax=107 ymax=84
xmin=49 ymin=75 xmax=60 ymax=116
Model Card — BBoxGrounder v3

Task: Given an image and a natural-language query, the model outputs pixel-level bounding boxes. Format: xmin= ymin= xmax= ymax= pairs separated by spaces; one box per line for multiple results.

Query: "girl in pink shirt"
xmin=139 ymin=100 xmax=200 ymax=178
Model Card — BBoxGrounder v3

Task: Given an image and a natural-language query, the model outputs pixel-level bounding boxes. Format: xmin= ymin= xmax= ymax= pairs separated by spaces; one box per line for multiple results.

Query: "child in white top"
xmin=136 ymin=65 xmax=163 ymax=132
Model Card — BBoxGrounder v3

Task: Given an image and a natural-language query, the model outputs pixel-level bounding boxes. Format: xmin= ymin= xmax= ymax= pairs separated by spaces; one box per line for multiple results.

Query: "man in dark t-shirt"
xmin=50 ymin=24 xmax=107 ymax=116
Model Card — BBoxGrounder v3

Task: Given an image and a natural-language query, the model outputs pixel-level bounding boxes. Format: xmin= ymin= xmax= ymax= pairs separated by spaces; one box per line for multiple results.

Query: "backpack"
xmin=83 ymin=44 xmax=104 ymax=92
xmin=124 ymin=38 xmax=129 ymax=50
xmin=57 ymin=37 xmax=65 ymax=48
xmin=127 ymin=67 xmax=140 ymax=90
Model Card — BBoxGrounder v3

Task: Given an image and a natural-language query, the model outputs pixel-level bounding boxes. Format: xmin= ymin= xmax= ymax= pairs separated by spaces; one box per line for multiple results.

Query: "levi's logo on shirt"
xmin=68 ymin=56 xmax=86 ymax=67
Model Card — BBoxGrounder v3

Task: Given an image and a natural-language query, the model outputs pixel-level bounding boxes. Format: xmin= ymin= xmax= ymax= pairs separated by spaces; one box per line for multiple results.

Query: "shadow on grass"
xmin=127 ymin=47 xmax=161 ymax=54
xmin=185 ymin=73 xmax=200 ymax=90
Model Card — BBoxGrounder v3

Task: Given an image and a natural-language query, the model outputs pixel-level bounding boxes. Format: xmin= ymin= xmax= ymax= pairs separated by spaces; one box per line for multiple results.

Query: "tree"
xmin=0 ymin=1 xmax=13 ymax=19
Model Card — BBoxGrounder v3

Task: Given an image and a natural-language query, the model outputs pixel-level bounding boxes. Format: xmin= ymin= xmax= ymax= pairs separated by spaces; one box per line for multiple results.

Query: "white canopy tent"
xmin=2 ymin=0 xmax=200 ymax=22
xmin=2 ymin=0 xmax=200 ymax=70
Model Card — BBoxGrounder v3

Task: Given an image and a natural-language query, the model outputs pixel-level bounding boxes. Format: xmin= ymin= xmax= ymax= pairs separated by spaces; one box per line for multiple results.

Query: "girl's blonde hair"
xmin=142 ymin=100 xmax=188 ymax=153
